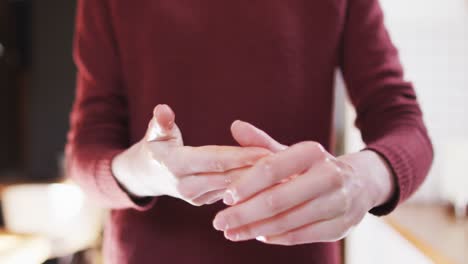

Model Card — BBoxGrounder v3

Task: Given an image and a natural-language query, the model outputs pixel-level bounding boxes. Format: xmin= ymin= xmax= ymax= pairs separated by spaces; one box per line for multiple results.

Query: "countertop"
xmin=385 ymin=204 xmax=468 ymax=264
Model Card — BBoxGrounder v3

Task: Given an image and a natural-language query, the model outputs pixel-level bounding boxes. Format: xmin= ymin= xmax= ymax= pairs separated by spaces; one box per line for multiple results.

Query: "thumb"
xmin=231 ymin=120 xmax=287 ymax=153
xmin=146 ymin=104 xmax=182 ymax=143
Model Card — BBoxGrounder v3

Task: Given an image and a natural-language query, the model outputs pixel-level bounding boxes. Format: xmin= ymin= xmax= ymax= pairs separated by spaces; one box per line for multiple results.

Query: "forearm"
xmin=66 ymin=143 xmax=154 ymax=210
xmin=339 ymin=0 xmax=434 ymax=214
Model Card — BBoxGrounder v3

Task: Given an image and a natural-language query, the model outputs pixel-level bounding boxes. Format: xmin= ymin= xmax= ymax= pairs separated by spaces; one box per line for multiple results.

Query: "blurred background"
xmin=0 ymin=0 xmax=466 ymax=263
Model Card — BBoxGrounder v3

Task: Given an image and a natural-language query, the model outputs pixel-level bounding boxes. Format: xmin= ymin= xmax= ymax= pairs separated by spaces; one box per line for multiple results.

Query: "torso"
xmin=105 ymin=1 xmax=347 ymax=263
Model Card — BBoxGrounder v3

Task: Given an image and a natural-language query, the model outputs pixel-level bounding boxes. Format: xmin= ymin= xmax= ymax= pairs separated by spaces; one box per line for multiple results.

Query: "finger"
xmin=223 ymin=190 xmax=346 ymax=241
xmin=177 ymin=174 xmax=232 ymax=201
xmin=146 ymin=104 xmax=182 ymax=142
xmin=192 ymin=189 xmax=226 ymax=206
xmin=169 ymin=145 xmax=271 ymax=175
xmin=223 ymin=142 xmax=329 ymax=206
xmin=231 ymin=120 xmax=287 ymax=152
xmin=154 ymin=104 xmax=174 ymax=130
xmin=213 ymin=161 xmax=340 ymax=231
xmin=183 ymin=167 xmax=249 ymax=201
xmin=260 ymin=216 xmax=352 ymax=246
xmin=194 ymin=165 xmax=247 ymax=185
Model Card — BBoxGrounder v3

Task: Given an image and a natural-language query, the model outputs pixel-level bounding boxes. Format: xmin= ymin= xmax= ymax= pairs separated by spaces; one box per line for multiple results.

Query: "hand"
xmin=212 ymin=121 xmax=394 ymax=245
xmin=111 ymin=105 xmax=270 ymax=206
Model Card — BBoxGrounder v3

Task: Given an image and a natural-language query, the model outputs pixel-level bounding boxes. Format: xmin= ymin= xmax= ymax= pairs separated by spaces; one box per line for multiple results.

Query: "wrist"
xmin=339 ymin=150 xmax=395 ymax=208
xmin=111 ymin=142 xmax=154 ymax=198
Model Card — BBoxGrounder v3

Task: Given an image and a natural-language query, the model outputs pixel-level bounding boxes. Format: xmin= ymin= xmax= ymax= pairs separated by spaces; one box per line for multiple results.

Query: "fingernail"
xmin=160 ymin=104 xmax=169 ymax=112
xmin=223 ymin=190 xmax=236 ymax=205
xmin=153 ymin=104 xmax=162 ymax=115
xmin=256 ymin=236 xmax=267 ymax=242
xmin=213 ymin=216 xmax=229 ymax=231
xmin=233 ymin=120 xmax=243 ymax=126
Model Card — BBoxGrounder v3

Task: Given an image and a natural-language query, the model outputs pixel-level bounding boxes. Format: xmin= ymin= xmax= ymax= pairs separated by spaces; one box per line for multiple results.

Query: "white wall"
xmin=343 ymin=0 xmax=468 ymax=203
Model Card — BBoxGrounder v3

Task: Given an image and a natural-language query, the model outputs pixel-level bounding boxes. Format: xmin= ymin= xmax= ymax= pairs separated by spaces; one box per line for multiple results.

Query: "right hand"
xmin=112 ymin=104 xmax=270 ymax=206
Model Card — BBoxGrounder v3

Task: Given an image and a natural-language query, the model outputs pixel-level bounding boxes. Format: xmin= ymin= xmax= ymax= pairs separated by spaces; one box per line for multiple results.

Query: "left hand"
xmin=212 ymin=120 xmax=394 ymax=245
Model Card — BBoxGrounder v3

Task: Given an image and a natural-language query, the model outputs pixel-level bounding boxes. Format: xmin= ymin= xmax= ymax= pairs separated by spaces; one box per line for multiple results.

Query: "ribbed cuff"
xmin=93 ymin=149 xmax=157 ymax=211
xmin=364 ymin=139 xmax=413 ymax=216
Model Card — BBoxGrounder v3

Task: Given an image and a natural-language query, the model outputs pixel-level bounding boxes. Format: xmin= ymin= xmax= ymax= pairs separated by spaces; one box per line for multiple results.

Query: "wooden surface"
xmin=385 ymin=204 xmax=468 ymax=264
xmin=0 ymin=229 xmax=50 ymax=264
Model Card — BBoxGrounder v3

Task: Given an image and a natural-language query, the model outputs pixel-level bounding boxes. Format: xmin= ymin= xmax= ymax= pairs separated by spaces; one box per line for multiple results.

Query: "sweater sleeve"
xmin=66 ymin=0 xmax=155 ymax=210
xmin=339 ymin=0 xmax=433 ymax=215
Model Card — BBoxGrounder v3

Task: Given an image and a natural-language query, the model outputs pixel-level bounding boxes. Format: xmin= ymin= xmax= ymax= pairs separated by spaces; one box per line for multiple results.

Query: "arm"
xmin=67 ymin=1 xmax=270 ymax=209
xmin=66 ymin=0 xmax=145 ymax=209
xmin=340 ymin=0 xmax=433 ymax=215
xmin=210 ymin=0 xmax=433 ymax=245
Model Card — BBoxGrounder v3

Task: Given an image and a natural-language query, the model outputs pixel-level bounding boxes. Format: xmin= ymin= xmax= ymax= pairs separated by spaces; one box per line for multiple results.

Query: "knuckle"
xmin=210 ymin=148 xmax=228 ymax=171
xmin=263 ymin=193 xmax=283 ymax=214
xmin=302 ymin=141 xmax=321 ymax=150
xmin=328 ymin=168 xmax=345 ymax=189
xmin=316 ymin=150 xmax=329 ymax=161
xmin=260 ymin=158 xmax=276 ymax=183
xmin=224 ymin=173 xmax=234 ymax=184
xmin=302 ymin=142 xmax=325 ymax=156
xmin=211 ymin=158 xmax=225 ymax=172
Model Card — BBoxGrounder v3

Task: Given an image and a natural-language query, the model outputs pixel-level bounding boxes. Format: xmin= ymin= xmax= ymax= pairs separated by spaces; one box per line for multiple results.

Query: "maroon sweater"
xmin=66 ymin=0 xmax=433 ymax=263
